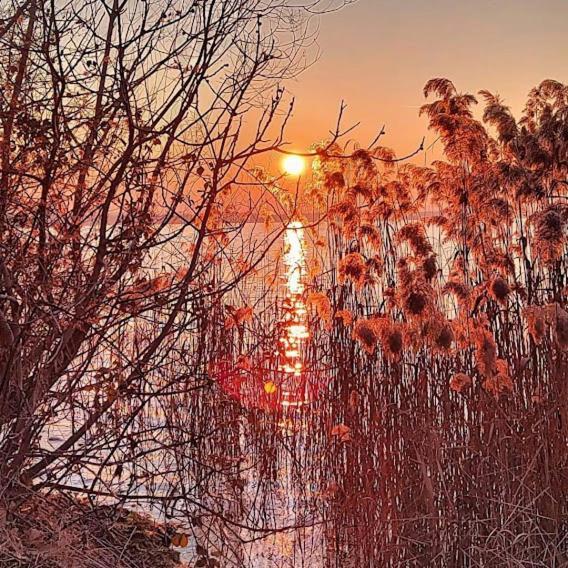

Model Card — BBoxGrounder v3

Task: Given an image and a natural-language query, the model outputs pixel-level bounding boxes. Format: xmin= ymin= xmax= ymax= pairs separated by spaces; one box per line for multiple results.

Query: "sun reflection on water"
xmin=275 ymin=221 xmax=311 ymax=407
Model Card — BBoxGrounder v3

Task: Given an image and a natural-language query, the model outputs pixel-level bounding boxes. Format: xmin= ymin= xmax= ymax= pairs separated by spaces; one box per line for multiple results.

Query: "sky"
xmin=280 ymin=0 xmax=568 ymax=163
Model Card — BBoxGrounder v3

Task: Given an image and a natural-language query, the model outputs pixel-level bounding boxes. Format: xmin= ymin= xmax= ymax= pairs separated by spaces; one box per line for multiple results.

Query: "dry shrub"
xmin=352 ymin=319 xmax=379 ymax=354
xmin=359 ymin=223 xmax=382 ymax=249
xmin=335 ymin=309 xmax=353 ymax=326
xmin=347 ymin=183 xmax=374 ymax=202
xmin=351 ymin=148 xmax=376 ymax=179
xmin=405 ymin=291 xmax=429 ymax=316
xmin=422 ymin=254 xmax=438 ymax=281
xmin=0 ymin=492 xmax=180 ymax=568
xmin=450 ymin=372 xmax=472 ymax=393
xmin=307 ymin=292 xmax=332 ymax=329
xmin=524 ymin=303 xmax=568 ymax=350
xmin=224 ymin=305 xmax=253 ymax=329
xmin=303 ymin=78 xmax=568 ymax=567
xmin=329 ymin=199 xmax=359 ymax=224
xmin=443 ymin=280 xmax=471 ymax=304
xmin=397 ymin=258 xmax=435 ymax=319
xmin=339 ymin=252 xmax=368 ymax=289
xmin=483 ymin=370 xmax=514 ymax=397
xmin=433 ymin=321 xmax=455 ymax=352
xmin=524 ymin=305 xmax=546 ymax=344
xmin=531 ymin=204 xmax=568 ymax=263
xmin=474 ymin=328 xmax=497 ymax=376
xmin=414 ymin=314 xmax=456 ymax=353
xmin=352 ymin=317 xmax=405 ymax=360
xmin=550 ymin=303 xmax=568 ymax=351
xmin=396 ymin=222 xmax=433 ymax=258
xmin=489 ymin=276 xmax=511 ymax=304
xmin=375 ymin=318 xmax=404 ymax=360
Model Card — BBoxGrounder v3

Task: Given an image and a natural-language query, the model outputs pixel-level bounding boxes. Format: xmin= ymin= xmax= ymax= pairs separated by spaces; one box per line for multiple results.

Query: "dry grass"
xmin=0 ymin=491 xmax=183 ymax=568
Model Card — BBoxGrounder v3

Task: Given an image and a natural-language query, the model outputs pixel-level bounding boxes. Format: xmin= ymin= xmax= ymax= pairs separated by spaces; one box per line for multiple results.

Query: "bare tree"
xmin=0 ymin=0 xmax=349 ymax=511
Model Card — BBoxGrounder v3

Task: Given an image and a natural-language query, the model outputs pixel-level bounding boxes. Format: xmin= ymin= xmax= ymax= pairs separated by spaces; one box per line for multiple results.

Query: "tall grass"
xmin=32 ymin=79 xmax=567 ymax=567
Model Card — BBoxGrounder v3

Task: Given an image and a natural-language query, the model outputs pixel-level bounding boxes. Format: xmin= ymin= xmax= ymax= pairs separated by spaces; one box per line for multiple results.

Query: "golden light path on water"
xmin=275 ymin=220 xmax=310 ymax=407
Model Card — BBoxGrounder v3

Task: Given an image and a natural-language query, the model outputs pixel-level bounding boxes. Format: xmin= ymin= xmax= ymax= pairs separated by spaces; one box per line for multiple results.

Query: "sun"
xmin=282 ymin=154 xmax=306 ymax=176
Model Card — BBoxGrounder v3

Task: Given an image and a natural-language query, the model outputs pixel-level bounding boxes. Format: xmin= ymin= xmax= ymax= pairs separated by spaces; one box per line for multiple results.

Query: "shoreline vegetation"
xmin=0 ymin=0 xmax=567 ymax=565
xmin=0 ymin=490 xmax=184 ymax=568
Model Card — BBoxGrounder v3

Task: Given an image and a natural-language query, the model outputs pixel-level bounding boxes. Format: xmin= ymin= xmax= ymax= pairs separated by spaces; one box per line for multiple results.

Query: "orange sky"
xmin=274 ymin=0 xmax=568 ymax=165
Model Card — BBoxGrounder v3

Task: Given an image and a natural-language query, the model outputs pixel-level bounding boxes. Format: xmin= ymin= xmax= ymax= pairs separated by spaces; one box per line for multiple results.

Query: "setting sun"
xmin=282 ymin=154 xmax=306 ymax=176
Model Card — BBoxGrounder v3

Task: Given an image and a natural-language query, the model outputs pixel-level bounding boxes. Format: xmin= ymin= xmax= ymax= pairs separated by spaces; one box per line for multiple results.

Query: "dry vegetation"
xmin=0 ymin=490 xmax=181 ymax=568
xmin=289 ymin=77 xmax=568 ymax=566
xmin=0 ymin=0 xmax=566 ymax=564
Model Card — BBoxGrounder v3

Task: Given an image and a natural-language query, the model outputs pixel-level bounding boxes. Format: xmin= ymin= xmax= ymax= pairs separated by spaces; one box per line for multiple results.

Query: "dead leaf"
xmin=170 ymin=532 xmax=188 ymax=547
xmin=331 ymin=423 xmax=351 ymax=442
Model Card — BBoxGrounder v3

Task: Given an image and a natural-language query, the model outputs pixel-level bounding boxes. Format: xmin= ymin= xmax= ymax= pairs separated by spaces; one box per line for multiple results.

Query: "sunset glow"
xmin=5 ymin=0 xmax=566 ymax=565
